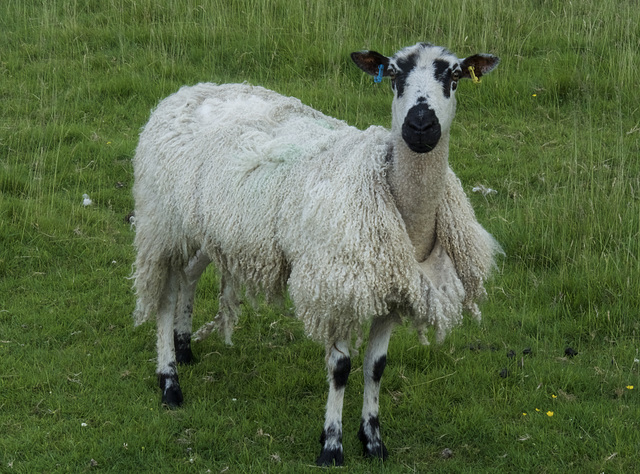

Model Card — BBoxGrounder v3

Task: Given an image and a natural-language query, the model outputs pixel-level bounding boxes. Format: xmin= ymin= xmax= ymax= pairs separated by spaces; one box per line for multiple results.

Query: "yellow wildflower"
xmin=546 ymin=411 xmax=554 ymax=417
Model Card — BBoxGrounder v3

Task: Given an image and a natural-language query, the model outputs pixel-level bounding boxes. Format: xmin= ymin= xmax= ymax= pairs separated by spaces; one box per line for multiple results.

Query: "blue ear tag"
xmin=374 ymin=64 xmax=384 ymax=83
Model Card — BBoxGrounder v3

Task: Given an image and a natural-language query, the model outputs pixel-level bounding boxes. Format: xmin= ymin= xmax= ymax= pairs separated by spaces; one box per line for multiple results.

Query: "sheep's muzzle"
xmin=401 ymin=104 xmax=441 ymax=153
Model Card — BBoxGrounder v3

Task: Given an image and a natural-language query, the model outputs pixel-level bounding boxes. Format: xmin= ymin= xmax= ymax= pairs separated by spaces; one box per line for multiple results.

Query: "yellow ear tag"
xmin=468 ymin=66 xmax=481 ymax=84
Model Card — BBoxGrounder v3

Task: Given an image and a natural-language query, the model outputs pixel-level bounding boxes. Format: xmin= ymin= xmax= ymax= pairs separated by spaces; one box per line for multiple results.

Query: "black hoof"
xmin=316 ymin=447 xmax=344 ymax=467
xmin=363 ymin=441 xmax=388 ymax=460
xmin=159 ymin=373 xmax=183 ymax=408
xmin=358 ymin=417 xmax=388 ymax=460
xmin=317 ymin=427 xmax=344 ymax=466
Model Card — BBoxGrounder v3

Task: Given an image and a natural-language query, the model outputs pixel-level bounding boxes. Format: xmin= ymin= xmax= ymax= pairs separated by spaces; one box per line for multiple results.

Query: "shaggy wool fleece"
xmin=132 ymin=83 xmax=498 ymax=346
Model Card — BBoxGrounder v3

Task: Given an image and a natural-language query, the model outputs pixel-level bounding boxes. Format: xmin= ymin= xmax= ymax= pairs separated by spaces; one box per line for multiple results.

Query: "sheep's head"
xmin=351 ymin=43 xmax=499 ymax=154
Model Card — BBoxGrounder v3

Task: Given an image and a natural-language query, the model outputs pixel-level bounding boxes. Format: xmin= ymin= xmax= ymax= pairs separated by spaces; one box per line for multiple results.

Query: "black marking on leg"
xmin=332 ymin=356 xmax=351 ymax=390
xmin=372 ymin=355 xmax=387 ymax=383
xmin=358 ymin=415 xmax=388 ymax=460
xmin=158 ymin=364 xmax=183 ymax=408
xmin=174 ymin=331 xmax=194 ymax=365
xmin=316 ymin=425 xmax=344 ymax=466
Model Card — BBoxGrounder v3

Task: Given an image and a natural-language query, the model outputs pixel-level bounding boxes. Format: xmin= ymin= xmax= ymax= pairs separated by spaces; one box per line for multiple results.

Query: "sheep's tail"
xmin=436 ymin=169 xmax=503 ymax=321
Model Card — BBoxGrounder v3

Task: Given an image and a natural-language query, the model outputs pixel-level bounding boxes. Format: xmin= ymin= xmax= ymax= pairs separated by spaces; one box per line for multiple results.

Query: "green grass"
xmin=1 ymin=0 xmax=639 ymax=471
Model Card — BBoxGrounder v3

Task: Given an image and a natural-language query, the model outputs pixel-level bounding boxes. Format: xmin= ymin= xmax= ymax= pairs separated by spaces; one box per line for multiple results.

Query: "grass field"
xmin=1 ymin=0 xmax=639 ymax=471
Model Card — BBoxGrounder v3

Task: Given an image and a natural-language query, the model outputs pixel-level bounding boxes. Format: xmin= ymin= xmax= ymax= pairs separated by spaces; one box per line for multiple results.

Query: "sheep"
xmin=131 ymin=42 xmax=501 ymax=466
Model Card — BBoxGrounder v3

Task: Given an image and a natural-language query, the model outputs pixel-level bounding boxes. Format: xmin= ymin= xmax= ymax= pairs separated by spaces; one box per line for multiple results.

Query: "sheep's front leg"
xmin=358 ymin=314 xmax=397 ymax=460
xmin=316 ymin=340 xmax=351 ymax=466
xmin=174 ymin=250 xmax=211 ymax=364
xmin=157 ymin=269 xmax=183 ymax=407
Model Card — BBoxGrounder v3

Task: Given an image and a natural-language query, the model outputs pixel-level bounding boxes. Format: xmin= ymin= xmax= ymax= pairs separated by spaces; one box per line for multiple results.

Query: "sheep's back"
xmin=133 ymin=83 xmax=426 ymax=342
xmin=134 ymin=82 xmax=350 ymax=256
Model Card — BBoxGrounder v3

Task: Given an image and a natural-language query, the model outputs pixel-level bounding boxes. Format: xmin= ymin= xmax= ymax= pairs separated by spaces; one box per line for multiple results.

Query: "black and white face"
xmin=388 ymin=43 xmax=461 ymax=153
xmin=351 ymin=42 xmax=500 ymax=154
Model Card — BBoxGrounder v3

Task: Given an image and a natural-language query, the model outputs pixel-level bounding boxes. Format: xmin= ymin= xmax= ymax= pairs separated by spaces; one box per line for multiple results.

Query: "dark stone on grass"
xmin=565 ymin=347 xmax=578 ymax=358
xmin=469 ymin=342 xmax=499 ymax=352
xmin=441 ymin=448 xmax=454 ymax=459
xmin=523 ymin=347 xmax=532 ymax=356
xmin=507 ymin=349 xmax=516 ymax=359
xmin=499 ymin=368 xmax=509 ymax=378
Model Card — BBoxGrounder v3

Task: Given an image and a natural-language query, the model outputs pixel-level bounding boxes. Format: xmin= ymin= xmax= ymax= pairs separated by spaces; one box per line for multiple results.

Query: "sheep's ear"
xmin=460 ymin=54 xmax=500 ymax=80
xmin=351 ymin=51 xmax=391 ymax=77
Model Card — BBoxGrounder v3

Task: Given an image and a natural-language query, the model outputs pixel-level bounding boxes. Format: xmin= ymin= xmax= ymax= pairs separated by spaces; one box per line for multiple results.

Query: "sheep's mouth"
xmin=402 ymin=129 xmax=441 ymax=153
xmin=401 ymin=104 xmax=441 ymax=153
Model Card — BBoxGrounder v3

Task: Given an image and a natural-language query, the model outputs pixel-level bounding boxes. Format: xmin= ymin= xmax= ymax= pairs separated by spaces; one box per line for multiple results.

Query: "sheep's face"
xmin=388 ymin=44 xmax=460 ymax=153
xmin=351 ymin=43 xmax=499 ymax=154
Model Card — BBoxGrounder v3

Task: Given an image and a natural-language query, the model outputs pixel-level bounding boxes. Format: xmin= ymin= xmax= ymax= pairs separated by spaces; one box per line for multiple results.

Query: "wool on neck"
xmin=387 ymin=132 xmax=450 ymax=262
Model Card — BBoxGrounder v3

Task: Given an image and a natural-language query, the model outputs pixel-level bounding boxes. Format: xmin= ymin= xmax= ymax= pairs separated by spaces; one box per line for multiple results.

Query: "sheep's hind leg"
xmin=358 ymin=314 xmax=398 ymax=460
xmin=191 ymin=271 xmax=240 ymax=345
xmin=157 ymin=268 xmax=183 ymax=407
xmin=214 ymin=272 xmax=240 ymax=345
xmin=316 ymin=340 xmax=351 ymax=466
xmin=174 ymin=250 xmax=211 ymax=364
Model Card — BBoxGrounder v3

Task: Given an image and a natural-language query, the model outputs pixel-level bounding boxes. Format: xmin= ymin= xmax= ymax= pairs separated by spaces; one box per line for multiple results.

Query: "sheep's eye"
xmin=451 ymin=70 xmax=461 ymax=82
xmin=389 ymin=70 xmax=398 ymax=88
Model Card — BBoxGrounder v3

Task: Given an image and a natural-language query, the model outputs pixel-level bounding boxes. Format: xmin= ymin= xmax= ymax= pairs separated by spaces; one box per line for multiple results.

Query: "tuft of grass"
xmin=1 ymin=0 xmax=639 ymax=471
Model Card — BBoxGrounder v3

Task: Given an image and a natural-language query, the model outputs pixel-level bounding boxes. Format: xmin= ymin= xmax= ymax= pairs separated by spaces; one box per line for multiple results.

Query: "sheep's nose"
xmin=405 ymin=105 xmax=438 ymax=132
xmin=401 ymin=104 xmax=442 ymax=153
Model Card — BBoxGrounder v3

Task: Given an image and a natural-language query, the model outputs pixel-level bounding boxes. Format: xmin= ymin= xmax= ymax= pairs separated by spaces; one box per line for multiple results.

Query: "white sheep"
xmin=131 ymin=42 xmax=500 ymax=466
